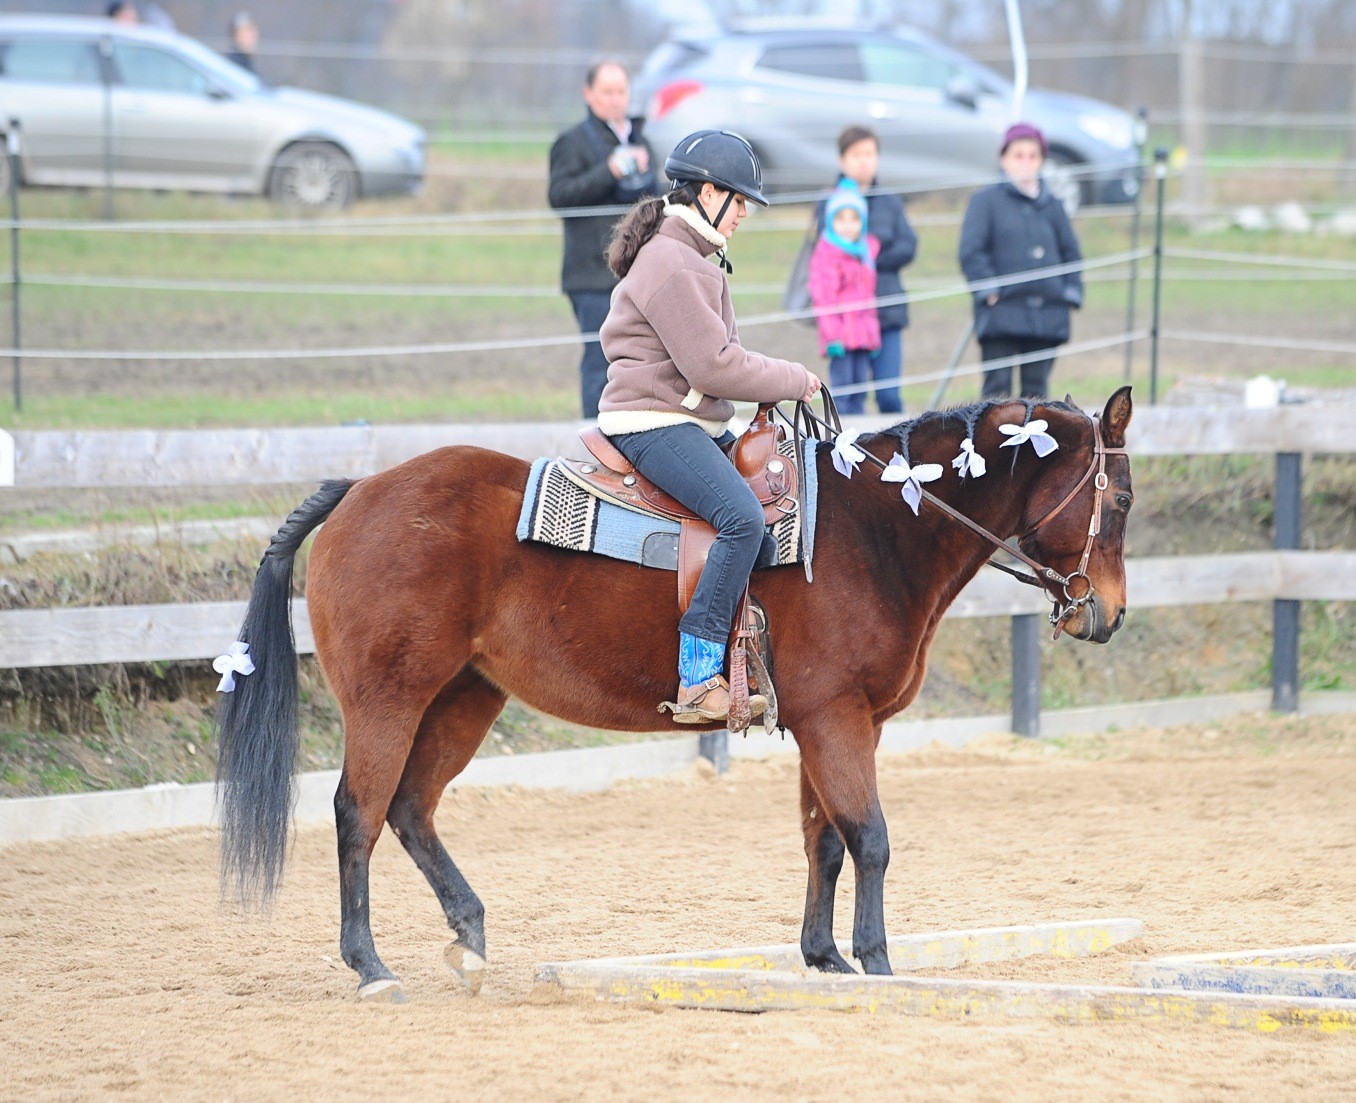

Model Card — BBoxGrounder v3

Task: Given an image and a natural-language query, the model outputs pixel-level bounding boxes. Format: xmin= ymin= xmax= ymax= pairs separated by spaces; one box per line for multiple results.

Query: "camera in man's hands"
xmin=611 ymin=144 xmax=657 ymax=203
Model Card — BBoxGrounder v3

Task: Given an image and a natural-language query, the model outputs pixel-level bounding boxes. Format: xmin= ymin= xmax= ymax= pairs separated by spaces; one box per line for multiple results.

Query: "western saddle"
xmin=561 ymin=405 xmax=799 ymax=733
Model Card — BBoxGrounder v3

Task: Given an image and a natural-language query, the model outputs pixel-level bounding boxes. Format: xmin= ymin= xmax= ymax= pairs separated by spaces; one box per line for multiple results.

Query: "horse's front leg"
xmin=798 ymin=722 xmax=893 ymax=975
xmin=799 ymin=765 xmax=853 ymax=973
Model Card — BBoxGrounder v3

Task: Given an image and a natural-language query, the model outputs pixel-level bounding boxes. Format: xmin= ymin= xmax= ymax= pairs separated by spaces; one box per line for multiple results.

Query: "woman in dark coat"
xmin=958 ymin=122 xmax=1083 ymax=400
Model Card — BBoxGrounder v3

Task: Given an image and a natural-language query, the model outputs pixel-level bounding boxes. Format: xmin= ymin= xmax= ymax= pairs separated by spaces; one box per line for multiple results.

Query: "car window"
xmin=113 ymin=43 xmax=209 ymax=95
xmin=0 ymin=37 xmax=102 ymax=85
xmin=860 ymin=42 xmax=956 ymax=92
xmin=756 ymin=44 xmax=863 ymax=83
xmin=640 ymin=41 xmax=709 ymax=79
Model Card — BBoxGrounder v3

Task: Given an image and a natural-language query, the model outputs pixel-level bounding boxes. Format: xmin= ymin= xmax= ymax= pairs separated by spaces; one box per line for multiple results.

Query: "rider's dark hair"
xmin=607 ymin=183 xmax=699 ymax=278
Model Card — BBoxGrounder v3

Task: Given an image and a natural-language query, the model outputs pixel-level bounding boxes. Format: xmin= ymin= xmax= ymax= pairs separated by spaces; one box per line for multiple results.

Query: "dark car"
xmin=635 ymin=23 xmax=1145 ymax=211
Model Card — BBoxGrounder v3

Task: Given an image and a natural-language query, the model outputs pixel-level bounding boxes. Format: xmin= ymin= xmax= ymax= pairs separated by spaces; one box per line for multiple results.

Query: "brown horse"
xmin=216 ymin=387 xmax=1133 ymax=1001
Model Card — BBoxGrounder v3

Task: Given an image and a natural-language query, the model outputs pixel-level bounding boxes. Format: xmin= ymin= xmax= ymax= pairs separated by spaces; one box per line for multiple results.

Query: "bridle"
xmin=785 ymin=394 xmax=1127 ymax=639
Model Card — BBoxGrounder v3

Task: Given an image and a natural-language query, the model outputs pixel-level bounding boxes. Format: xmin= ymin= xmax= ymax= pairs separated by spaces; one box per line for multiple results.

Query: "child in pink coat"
xmin=808 ymin=182 xmax=881 ymax=415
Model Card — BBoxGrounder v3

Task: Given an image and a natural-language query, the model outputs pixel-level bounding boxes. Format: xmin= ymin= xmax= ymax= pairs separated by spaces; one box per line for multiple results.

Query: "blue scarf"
xmin=823 ymin=227 xmax=873 ymax=268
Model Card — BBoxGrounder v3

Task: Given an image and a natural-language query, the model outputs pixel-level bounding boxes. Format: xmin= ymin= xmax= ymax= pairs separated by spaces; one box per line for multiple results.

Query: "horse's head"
xmin=1016 ymin=386 xmax=1133 ymax=643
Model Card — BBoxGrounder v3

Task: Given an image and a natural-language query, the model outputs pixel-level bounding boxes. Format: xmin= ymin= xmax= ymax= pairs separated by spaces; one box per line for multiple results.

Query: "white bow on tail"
xmin=881 ymin=453 xmax=944 ymax=515
xmin=213 ymin=641 xmax=256 ymax=693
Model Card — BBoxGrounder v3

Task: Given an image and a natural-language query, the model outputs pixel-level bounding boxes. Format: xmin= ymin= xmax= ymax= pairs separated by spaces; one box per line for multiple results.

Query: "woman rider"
xmin=597 ymin=130 xmax=822 ymax=724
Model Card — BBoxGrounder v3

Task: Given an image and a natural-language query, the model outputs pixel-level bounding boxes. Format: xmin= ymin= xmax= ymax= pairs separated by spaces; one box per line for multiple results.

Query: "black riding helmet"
xmin=663 ymin=129 xmax=768 ymax=207
xmin=663 ymin=130 xmax=766 ymax=272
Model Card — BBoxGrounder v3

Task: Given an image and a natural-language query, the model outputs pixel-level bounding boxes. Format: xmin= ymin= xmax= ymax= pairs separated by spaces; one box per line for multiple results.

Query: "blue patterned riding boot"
xmin=660 ymin=632 xmax=730 ymax=724
xmin=679 ymin=632 xmax=725 ymax=687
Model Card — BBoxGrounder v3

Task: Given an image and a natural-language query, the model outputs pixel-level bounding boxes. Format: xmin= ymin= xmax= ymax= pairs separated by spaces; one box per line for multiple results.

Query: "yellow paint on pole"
xmin=534 ymin=920 xmax=1356 ymax=1032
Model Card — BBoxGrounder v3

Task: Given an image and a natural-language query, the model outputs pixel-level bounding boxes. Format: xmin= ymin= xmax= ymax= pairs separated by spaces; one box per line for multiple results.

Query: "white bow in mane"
xmin=951 ymin=437 xmax=987 ymax=479
xmin=881 ymin=453 xmax=944 ymax=515
xmin=998 ymin=419 xmax=1059 ymax=458
xmin=831 ymin=429 xmax=868 ymax=478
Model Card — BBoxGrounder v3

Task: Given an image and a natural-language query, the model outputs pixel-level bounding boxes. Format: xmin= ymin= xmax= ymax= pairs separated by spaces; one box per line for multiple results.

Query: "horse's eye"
xmin=1115 ymin=493 xmax=1133 ymax=511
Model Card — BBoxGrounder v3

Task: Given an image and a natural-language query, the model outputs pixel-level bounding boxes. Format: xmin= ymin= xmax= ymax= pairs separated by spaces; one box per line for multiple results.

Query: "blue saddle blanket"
xmin=516 ymin=435 xmax=818 ymax=573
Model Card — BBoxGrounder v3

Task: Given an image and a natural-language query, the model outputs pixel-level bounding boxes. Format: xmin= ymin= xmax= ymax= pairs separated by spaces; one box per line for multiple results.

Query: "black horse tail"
xmin=216 ymin=478 xmax=352 ymax=911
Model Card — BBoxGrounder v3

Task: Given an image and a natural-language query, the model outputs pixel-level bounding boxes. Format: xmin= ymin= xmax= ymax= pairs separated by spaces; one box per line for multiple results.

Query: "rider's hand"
xmin=800 ymin=371 xmax=822 ymax=403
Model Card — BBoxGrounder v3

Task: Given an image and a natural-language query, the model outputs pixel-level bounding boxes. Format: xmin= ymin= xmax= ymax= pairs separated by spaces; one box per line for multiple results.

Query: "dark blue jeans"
xmin=980 ymin=336 xmax=1056 ymax=400
xmin=828 ymin=348 xmax=873 ymax=415
xmin=568 ymin=290 xmax=612 ymax=419
xmin=872 ymin=326 xmax=904 ymax=414
xmin=609 ymin=423 xmax=764 ymax=646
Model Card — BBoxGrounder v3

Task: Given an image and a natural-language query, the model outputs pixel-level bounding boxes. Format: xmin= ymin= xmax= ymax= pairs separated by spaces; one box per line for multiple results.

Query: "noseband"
xmin=789 ymin=398 xmax=1126 ymax=639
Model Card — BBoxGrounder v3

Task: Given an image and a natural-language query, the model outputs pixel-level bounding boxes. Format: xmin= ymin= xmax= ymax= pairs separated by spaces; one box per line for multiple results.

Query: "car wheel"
xmin=1043 ymin=152 xmax=1087 ymax=218
xmin=269 ymin=142 xmax=356 ymax=212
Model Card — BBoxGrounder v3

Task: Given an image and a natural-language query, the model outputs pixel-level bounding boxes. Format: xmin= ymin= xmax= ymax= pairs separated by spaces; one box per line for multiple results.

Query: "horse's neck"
xmin=831 ymin=417 xmax=1048 ymax=599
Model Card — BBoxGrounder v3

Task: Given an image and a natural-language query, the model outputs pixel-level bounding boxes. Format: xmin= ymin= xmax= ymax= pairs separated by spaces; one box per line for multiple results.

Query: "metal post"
xmin=699 ymin=730 xmax=729 ymax=775
xmin=100 ymin=35 xmax=114 ymax=222
xmin=6 ymin=120 xmax=18 ymax=414
xmin=1122 ymin=108 xmax=1148 ymax=383
xmin=1011 ymin=613 xmax=1041 ymax=737
xmin=1148 ymin=147 xmax=1169 ymax=406
xmin=928 ymin=320 xmax=975 ymax=411
xmin=1272 ymin=452 xmax=1302 ymax=713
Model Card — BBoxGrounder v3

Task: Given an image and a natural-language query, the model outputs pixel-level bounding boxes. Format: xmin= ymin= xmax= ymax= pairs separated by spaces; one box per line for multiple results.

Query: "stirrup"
xmin=659 ymin=676 xmax=767 ymax=725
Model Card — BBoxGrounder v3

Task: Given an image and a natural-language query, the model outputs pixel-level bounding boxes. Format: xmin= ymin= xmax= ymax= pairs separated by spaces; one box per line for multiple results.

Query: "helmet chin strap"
xmin=695 ymin=187 xmax=735 ymax=273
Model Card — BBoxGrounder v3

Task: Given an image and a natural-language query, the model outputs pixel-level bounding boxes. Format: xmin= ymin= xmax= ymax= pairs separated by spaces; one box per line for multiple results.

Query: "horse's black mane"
xmin=874 ymin=396 xmax=1083 ymax=465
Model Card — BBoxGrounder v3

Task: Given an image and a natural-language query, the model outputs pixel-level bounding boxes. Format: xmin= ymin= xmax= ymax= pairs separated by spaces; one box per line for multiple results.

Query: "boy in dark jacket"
xmin=958 ymin=122 xmax=1083 ymax=400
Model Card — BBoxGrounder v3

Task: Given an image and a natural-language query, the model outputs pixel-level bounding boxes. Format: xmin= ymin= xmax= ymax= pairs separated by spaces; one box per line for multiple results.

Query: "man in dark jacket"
xmin=812 ymin=125 xmax=918 ymax=415
xmin=958 ymin=122 xmax=1083 ymax=400
xmin=548 ymin=60 xmax=657 ymax=419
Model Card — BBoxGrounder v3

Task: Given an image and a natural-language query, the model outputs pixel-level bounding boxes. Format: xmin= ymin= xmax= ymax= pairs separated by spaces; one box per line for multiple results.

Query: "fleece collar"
xmin=663 ymin=203 xmax=727 ymax=250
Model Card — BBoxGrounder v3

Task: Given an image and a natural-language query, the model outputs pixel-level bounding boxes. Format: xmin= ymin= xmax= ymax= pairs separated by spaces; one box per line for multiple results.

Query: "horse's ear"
xmin=1063 ymin=393 xmax=1074 ymax=406
xmin=1101 ymin=386 xmax=1133 ymax=448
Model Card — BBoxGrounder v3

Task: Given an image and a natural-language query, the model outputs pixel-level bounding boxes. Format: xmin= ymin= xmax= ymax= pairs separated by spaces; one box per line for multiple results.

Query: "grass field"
xmin=1 ymin=146 xmax=1352 ymax=430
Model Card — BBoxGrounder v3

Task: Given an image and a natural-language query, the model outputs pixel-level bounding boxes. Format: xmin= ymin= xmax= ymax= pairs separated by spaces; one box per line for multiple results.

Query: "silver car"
xmin=635 ymin=25 xmax=1144 ymax=211
xmin=0 ymin=15 xmax=424 ymax=210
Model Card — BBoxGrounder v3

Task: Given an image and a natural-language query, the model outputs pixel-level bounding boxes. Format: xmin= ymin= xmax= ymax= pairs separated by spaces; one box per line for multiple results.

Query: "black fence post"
xmin=1122 ymin=108 xmax=1148 ymax=384
xmin=1011 ymin=613 xmax=1041 ymax=737
xmin=699 ymin=730 xmax=729 ymax=775
xmin=7 ymin=119 xmax=18 ymax=414
xmin=1148 ymin=146 xmax=1169 ymax=406
xmin=1272 ymin=452 xmax=1302 ymax=713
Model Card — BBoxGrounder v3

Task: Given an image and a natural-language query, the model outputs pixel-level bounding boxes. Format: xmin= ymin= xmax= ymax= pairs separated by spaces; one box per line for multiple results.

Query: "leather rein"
xmin=784 ymin=395 xmax=1127 ymax=639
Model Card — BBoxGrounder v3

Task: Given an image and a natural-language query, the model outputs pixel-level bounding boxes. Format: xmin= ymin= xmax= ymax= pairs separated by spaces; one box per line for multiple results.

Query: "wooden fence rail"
xmin=2 ymin=552 xmax=1352 ymax=671
xmin=3 ymin=406 xmax=1355 ymax=490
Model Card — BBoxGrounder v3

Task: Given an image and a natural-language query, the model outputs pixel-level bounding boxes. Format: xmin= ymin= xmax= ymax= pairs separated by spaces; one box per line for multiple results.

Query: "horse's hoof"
xmin=445 ymin=941 xmax=486 ymax=995
xmin=357 ymin=977 xmax=407 ymax=1003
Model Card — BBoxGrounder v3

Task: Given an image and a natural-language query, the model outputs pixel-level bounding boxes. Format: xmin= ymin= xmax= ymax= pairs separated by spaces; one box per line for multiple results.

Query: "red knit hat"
xmin=1001 ymin=122 xmax=1047 ymax=156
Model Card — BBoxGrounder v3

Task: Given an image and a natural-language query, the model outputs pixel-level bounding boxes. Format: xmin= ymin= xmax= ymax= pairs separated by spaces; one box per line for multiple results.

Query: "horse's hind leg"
xmin=334 ymin=701 xmax=427 ymax=1003
xmin=386 ymin=668 xmax=506 ymax=995
xmin=799 ymin=764 xmax=854 ymax=974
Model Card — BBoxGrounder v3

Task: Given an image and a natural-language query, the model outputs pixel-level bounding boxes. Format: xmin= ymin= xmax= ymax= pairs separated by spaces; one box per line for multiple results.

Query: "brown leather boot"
xmin=660 ymin=676 xmax=768 ymax=725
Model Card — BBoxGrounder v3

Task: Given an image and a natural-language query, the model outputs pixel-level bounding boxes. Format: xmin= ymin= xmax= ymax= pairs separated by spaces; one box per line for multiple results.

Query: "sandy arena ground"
xmin=2 ymin=715 xmax=1354 ymax=1102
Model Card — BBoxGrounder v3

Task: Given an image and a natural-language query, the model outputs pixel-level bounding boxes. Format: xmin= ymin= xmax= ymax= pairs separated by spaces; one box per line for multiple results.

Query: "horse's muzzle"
xmin=1061 ymin=594 xmax=1124 ymax=644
